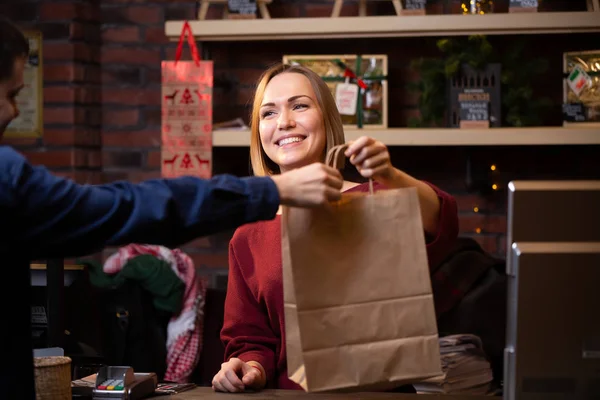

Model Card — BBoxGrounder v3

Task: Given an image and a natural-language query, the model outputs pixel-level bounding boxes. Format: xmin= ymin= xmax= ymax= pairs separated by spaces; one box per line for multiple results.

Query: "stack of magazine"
xmin=414 ymin=334 xmax=494 ymax=395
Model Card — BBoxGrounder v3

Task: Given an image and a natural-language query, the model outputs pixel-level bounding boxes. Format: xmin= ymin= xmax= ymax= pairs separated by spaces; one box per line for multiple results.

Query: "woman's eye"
xmin=262 ymin=111 xmax=274 ymax=118
xmin=293 ymin=104 xmax=308 ymax=110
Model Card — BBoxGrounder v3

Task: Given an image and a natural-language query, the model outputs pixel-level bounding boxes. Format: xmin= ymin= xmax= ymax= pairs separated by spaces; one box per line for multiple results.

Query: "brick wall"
xmin=5 ymin=0 xmax=600 ymax=288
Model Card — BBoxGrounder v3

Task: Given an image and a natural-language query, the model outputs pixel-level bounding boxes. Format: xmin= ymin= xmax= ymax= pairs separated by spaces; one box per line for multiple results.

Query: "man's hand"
xmin=272 ymin=163 xmax=343 ymax=208
xmin=212 ymin=358 xmax=266 ymax=392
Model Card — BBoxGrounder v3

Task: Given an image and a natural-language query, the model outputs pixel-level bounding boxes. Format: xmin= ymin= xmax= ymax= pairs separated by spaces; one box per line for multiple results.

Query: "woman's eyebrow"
xmin=260 ymin=95 xmax=312 ymax=108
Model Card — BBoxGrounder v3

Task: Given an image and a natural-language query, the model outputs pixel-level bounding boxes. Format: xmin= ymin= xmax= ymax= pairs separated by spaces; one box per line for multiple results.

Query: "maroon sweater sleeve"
xmin=422 ymin=181 xmax=459 ymax=271
xmin=221 ymin=235 xmax=278 ymax=383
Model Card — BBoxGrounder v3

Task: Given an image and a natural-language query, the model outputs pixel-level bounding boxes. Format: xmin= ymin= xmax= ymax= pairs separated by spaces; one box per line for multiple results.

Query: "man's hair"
xmin=0 ymin=17 xmax=29 ymax=82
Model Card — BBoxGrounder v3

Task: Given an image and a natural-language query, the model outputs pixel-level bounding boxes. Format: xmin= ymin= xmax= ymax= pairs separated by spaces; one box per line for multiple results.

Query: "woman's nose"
xmin=277 ymin=111 xmax=295 ymax=130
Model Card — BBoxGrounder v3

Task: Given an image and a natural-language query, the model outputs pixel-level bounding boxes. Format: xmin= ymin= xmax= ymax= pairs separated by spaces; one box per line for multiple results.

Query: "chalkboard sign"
xmin=227 ymin=0 xmax=257 ymax=18
xmin=402 ymin=0 xmax=427 ymax=15
xmin=563 ymin=103 xmax=588 ymax=123
xmin=509 ymin=0 xmax=538 ymax=12
xmin=458 ymin=89 xmax=490 ymax=128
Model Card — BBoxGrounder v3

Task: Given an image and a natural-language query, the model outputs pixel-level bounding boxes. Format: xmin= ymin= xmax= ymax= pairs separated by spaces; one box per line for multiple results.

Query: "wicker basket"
xmin=34 ymin=356 xmax=72 ymax=400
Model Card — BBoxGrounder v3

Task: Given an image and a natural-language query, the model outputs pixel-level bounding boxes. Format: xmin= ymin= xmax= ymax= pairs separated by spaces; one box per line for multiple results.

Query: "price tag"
xmin=567 ymin=65 xmax=593 ymax=98
xmin=335 ymin=83 xmax=359 ymax=116
xmin=509 ymin=0 xmax=538 ymax=13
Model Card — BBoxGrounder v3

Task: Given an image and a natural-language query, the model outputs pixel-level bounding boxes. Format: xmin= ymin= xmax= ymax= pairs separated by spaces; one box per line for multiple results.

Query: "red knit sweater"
xmin=221 ymin=181 xmax=459 ymax=390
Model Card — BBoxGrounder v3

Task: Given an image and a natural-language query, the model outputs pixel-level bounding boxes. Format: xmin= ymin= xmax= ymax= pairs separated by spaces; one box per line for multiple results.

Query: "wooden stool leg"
xmin=592 ymin=0 xmax=600 ymax=11
xmin=358 ymin=0 xmax=367 ymax=16
xmin=331 ymin=0 xmax=343 ymax=17
xmin=258 ymin=1 xmax=271 ymax=19
xmin=198 ymin=0 xmax=210 ymax=20
xmin=391 ymin=0 xmax=403 ymax=15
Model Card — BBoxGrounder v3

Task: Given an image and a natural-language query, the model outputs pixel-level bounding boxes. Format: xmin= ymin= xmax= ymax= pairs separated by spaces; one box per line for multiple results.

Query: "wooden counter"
xmin=162 ymin=387 xmax=495 ymax=399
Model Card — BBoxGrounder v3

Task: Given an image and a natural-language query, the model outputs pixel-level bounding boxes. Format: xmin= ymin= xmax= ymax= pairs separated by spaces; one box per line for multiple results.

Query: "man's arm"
xmin=0 ymin=147 xmax=279 ymax=259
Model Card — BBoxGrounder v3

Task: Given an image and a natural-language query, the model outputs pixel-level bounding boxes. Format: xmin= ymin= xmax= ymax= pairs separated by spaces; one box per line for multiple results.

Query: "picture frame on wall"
xmin=282 ymin=54 xmax=388 ymax=130
xmin=6 ymin=30 xmax=43 ymax=138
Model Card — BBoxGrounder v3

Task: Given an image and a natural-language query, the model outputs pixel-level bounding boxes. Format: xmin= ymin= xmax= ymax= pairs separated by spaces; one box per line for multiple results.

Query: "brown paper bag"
xmin=281 ymin=144 xmax=442 ymax=393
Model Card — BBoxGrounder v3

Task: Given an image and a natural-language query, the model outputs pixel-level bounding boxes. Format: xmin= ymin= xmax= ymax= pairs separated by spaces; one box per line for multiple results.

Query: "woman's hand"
xmin=212 ymin=358 xmax=266 ymax=392
xmin=272 ymin=163 xmax=343 ymax=208
xmin=345 ymin=136 xmax=442 ymax=234
xmin=345 ymin=136 xmax=396 ymax=183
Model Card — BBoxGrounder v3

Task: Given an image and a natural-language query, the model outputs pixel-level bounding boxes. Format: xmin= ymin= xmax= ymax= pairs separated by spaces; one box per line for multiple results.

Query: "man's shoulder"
xmin=0 ymin=146 xmax=27 ymax=182
xmin=0 ymin=145 xmax=26 ymax=161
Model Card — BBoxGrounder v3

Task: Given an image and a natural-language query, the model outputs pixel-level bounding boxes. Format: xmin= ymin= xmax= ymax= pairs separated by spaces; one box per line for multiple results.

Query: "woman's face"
xmin=258 ymin=72 xmax=326 ymax=173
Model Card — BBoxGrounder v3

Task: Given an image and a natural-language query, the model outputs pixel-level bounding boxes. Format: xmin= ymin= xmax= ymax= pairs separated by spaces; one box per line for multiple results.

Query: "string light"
xmin=473 ymin=206 xmax=479 ymax=213
xmin=475 ymin=228 xmax=482 ymax=234
xmin=492 ymin=184 xmax=498 ymax=190
xmin=490 ymin=164 xmax=497 ymax=171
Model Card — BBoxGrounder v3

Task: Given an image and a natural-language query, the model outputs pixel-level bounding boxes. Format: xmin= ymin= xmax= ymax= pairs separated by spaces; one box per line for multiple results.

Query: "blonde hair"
xmin=249 ymin=63 xmax=345 ymax=176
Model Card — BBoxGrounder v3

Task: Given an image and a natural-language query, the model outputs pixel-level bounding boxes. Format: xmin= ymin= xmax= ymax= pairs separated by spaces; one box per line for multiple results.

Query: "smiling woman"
xmin=212 ymin=63 xmax=461 ymax=394
xmin=249 ymin=64 xmax=345 ymax=176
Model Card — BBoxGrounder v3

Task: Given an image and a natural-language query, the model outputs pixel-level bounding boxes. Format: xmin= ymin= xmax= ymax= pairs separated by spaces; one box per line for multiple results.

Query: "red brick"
xmin=44 ymin=107 xmax=75 ymax=125
xmin=498 ymin=236 xmax=507 ymax=257
xmin=459 ymin=214 xmax=507 ymax=234
xmin=2 ymin=137 xmax=38 ymax=147
xmin=102 ymin=26 xmax=140 ymax=43
xmin=74 ymin=107 xmax=89 ymax=125
xmin=70 ymin=22 xmax=85 ymax=40
xmin=187 ymin=252 xmax=229 ymax=269
xmin=269 ymin=3 xmax=302 ymax=18
xmin=102 ymin=88 xmax=161 ymax=106
xmin=104 ymin=6 xmax=163 ymax=25
xmin=147 ymin=150 xmax=161 ymax=168
xmin=304 ymin=3 xmax=359 ymax=17
xmin=44 ymin=64 xmax=86 ymax=83
xmin=23 ymin=150 xmax=73 ymax=168
xmin=102 ymin=109 xmax=140 ymax=127
xmin=227 ymin=68 xmax=264 ymax=86
xmin=455 ymin=194 xmax=487 ymax=213
xmin=40 ymin=3 xmax=78 ymax=20
xmin=56 ymin=170 xmax=103 ymax=185
xmin=101 ymin=67 xmax=142 ymax=85
xmin=44 ymin=87 xmax=75 ymax=104
xmin=44 ymin=127 xmax=100 ymax=147
xmin=44 ymin=129 xmax=75 ymax=146
xmin=103 ymin=130 xmax=161 ymax=147
xmin=43 ymin=43 xmax=95 ymax=63
xmin=74 ymin=128 xmax=102 ymax=147
xmin=102 ymin=48 xmax=161 ymax=65
xmin=144 ymin=26 xmax=168 ymax=44
xmin=74 ymin=149 xmax=102 ymax=168
xmin=121 ymin=171 xmax=162 ymax=183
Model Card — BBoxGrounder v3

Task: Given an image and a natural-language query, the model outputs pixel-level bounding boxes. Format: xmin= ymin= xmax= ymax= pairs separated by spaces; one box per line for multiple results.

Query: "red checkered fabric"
xmin=104 ymin=244 xmax=206 ymax=383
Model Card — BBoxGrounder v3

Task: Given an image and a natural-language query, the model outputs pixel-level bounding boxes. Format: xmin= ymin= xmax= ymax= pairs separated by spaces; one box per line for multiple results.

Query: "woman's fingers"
xmin=224 ymin=368 xmax=245 ymax=391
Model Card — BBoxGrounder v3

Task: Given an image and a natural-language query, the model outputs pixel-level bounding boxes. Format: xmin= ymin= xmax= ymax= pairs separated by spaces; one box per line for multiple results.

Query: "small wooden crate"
xmin=282 ymin=54 xmax=388 ymax=130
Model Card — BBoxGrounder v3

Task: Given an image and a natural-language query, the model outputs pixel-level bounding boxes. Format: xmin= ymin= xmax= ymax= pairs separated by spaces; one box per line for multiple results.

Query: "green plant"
xmin=408 ymin=35 xmax=552 ymax=127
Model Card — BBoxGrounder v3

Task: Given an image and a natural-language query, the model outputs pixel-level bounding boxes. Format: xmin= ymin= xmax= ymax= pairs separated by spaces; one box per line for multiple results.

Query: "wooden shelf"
xmin=165 ymin=12 xmax=600 ymax=41
xmin=212 ymin=127 xmax=600 ymax=147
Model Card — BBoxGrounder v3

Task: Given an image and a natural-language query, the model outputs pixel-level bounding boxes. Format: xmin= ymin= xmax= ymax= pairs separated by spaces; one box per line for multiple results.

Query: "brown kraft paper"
xmin=281 ymin=144 xmax=442 ymax=393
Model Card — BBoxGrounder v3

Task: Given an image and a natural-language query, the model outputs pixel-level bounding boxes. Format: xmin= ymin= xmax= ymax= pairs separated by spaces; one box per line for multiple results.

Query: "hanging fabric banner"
xmin=161 ymin=21 xmax=213 ymax=179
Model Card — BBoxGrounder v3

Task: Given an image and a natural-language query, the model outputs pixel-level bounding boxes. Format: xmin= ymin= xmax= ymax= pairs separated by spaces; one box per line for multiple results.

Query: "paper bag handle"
xmin=325 ymin=144 xmax=374 ymax=195
xmin=175 ymin=21 xmax=201 ymax=67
